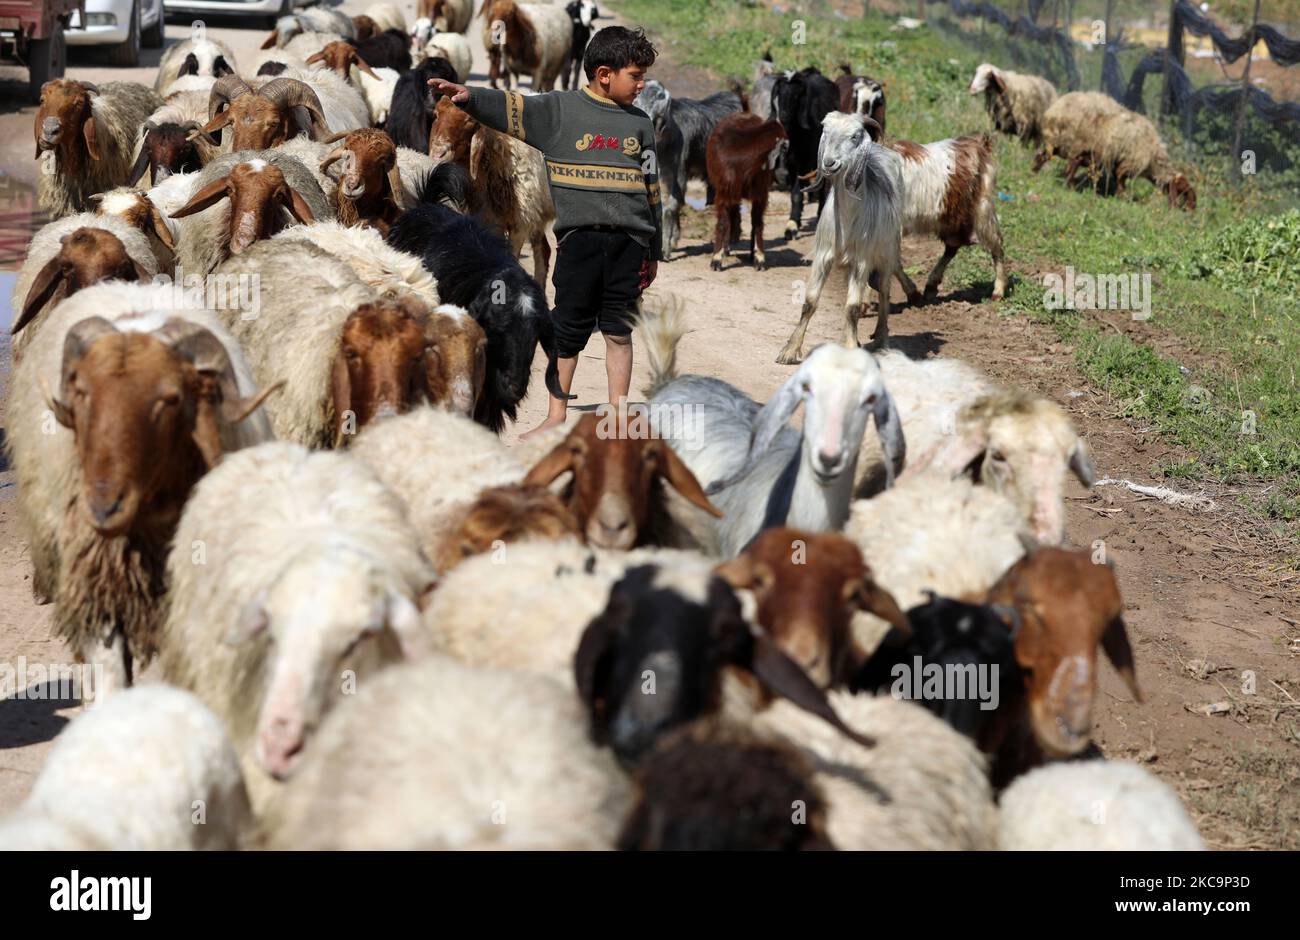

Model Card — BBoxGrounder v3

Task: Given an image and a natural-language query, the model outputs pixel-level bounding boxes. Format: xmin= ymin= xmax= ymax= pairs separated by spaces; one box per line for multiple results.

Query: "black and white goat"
xmin=771 ymin=66 xmax=840 ymax=237
xmin=561 ymin=0 xmax=599 ymax=91
xmin=388 ymin=166 xmax=568 ymax=433
xmin=633 ymin=79 xmax=746 ymax=259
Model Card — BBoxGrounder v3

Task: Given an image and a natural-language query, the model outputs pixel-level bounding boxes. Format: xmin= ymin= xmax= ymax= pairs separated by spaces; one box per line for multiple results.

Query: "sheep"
xmin=834 ymin=64 xmax=886 ymax=133
xmin=312 ymin=128 xmax=406 ymax=234
xmin=259 ymin=654 xmax=629 ymax=850
xmin=479 ymin=0 xmax=572 ymax=91
xmin=1033 ymin=91 xmax=1127 ymax=185
xmin=998 ymin=760 xmax=1205 ymax=850
xmin=776 ymin=112 xmax=901 ymax=360
xmin=303 ymin=41 xmax=403 ymax=125
xmin=351 ymin=407 xmax=528 ymax=558
xmin=1095 ymin=110 xmax=1197 ymax=210
xmin=385 ymin=57 xmax=459 ymax=151
xmin=520 ymin=410 xmax=722 ymax=550
xmin=261 ymin=10 xmax=355 ymax=50
xmin=634 ymin=79 xmax=748 ymax=259
xmin=714 ymin=527 xmax=908 ymax=689
xmin=705 ymin=112 xmax=788 ymax=272
xmin=92 ymin=176 xmax=194 ymax=272
xmin=968 ymin=63 xmax=1057 ymax=145
xmin=251 ymin=67 xmax=371 ymax=144
xmin=423 ymin=0 xmax=473 ymax=34
xmin=361 ymin=2 xmax=406 ymax=34
xmin=126 ymin=108 xmax=209 ymax=189
xmin=350 ymin=28 xmax=414 ymax=73
xmin=432 ymin=483 xmax=580 ymax=573
xmin=640 ymin=299 xmax=905 ymax=558
xmin=427 ymin=94 xmax=556 ymax=283
xmin=0 ymin=685 xmax=250 ymax=850
xmin=770 ymin=67 xmax=840 ymax=236
xmin=617 ymin=718 xmax=835 ymax=850
xmin=421 ymin=28 xmax=473 ymax=83
xmin=160 ymin=441 xmax=435 ymax=811
xmin=6 ymin=284 xmax=276 ymax=700
xmin=168 ymin=151 xmax=329 ymax=279
xmin=885 ymin=132 xmax=1008 ymax=305
xmin=211 ymin=240 xmax=483 ymax=446
xmin=561 ymin=0 xmax=599 ymax=91
xmin=853 ymin=350 xmax=1096 ymax=545
xmin=576 ymin=563 xmax=998 ymax=849
xmin=388 ymin=191 xmax=567 ymax=432
xmin=34 ymin=80 xmax=165 ymax=219
xmin=155 ymin=36 xmax=237 ymax=98
xmin=981 ymin=548 xmax=1142 ymax=788
xmin=10 ymin=214 xmax=156 ymax=358
xmin=271 ymin=219 xmax=438 ymax=305
xmin=192 ymin=75 xmax=333 ymax=153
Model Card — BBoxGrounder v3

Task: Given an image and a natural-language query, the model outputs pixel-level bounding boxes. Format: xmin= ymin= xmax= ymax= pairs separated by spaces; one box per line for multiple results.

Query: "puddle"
xmin=0 ymin=171 xmax=46 ymax=336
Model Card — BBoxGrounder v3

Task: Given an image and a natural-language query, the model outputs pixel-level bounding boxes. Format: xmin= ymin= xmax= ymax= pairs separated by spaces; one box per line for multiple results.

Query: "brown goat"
xmin=706 ymin=112 xmax=787 ymax=272
xmin=170 ymin=160 xmax=316 ymax=255
xmin=126 ymin=121 xmax=205 ymax=188
xmin=331 ymin=297 xmax=487 ymax=445
xmin=833 ymin=67 xmax=887 ymax=133
xmin=429 ymin=96 xmax=551 ymax=282
xmin=522 ymin=411 xmax=722 ymax=550
xmin=305 ymin=40 xmax=382 ymax=81
xmin=192 ymin=75 xmax=330 ymax=152
xmin=715 ymin=528 xmax=908 ymax=689
xmin=432 ymin=483 xmax=580 ymax=573
xmin=319 ymin=129 xmax=404 ymax=235
xmin=13 ymin=228 xmax=151 ymax=338
xmin=979 ymin=547 xmax=1142 ymax=788
xmin=352 ymin=14 xmax=379 ymax=41
xmin=480 ymin=0 xmax=538 ymax=90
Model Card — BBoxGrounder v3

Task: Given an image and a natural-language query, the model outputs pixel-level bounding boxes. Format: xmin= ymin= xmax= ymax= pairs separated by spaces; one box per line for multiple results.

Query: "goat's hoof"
xmin=991 ymin=287 xmax=1006 ymax=301
xmin=32 ymin=589 xmax=51 ymax=606
xmin=754 ymin=259 xmax=766 ymax=271
xmin=923 ymin=286 xmax=939 ymax=300
xmin=775 ymin=348 xmax=803 ymax=365
xmin=906 ymin=291 xmax=924 ymax=306
xmin=710 ymin=259 xmax=722 ymax=271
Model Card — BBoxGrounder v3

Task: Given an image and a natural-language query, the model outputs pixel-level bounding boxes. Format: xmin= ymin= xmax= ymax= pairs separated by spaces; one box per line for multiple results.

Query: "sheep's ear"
xmin=282 ymin=186 xmax=316 ymax=225
xmin=351 ymin=50 xmax=380 ymax=79
xmin=906 ymin=424 xmax=986 ymax=482
xmin=522 ymin=436 xmax=578 ymax=487
xmin=1068 ymin=438 xmax=1095 ymax=487
xmin=848 ymin=576 xmax=909 ymax=639
xmin=260 ymin=30 xmax=279 ymax=50
xmin=304 ymin=49 xmax=325 ymax=65
xmin=654 ymin=441 xmax=723 ymax=518
xmin=989 ymin=71 xmax=1006 ymax=94
xmin=14 ymin=258 xmax=66 ymax=335
xmin=82 ymin=114 xmax=101 ymax=161
xmin=870 ymin=387 xmax=906 ymax=488
xmin=147 ymin=202 xmax=176 ymax=250
xmin=170 ymin=177 xmax=232 ymax=218
xmin=1101 ymin=614 xmax=1142 ymax=703
xmin=705 ymin=366 xmax=807 ymax=496
xmin=386 ymin=163 xmax=405 ymax=209
xmin=38 ymin=373 xmax=75 ymax=429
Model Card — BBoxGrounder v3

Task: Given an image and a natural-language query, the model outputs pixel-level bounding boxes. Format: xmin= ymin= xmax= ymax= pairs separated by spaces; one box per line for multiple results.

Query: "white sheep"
xmin=852 ymin=350 xmax=1096 ymax=544
xmin=350 ymin=407 xmax=528 ymax=557
xmin=93 ymin=172 xmax=200 ymax=272
xmin=7 ymin=283 xmax=275 ymax=699
xmin=251 ymin=66 xmax=371 ymax=145
xmin=641 ymin=300 xmax=906 ymax=557
xmin=260 ymin=654 xmax=629 ymax=849
xmin=353 ymin=65 xmax=402 ymax=125
xmin=363 ymin=2 xmax=407 ymax=33
xmin=998 ymin=760 xmax=1206 ymax=850
xmin=160 ymin=441 xmax=435 ymax=811
xmin=969 ymin=63 xmax=1058 ymax=145
xmin=426 ymin=0 xmax=473 ymax=33
xmin=0 ymin=685 xmax=250 ymax=850
xmin=263 ymin=10 xmax=354 ymax=48
xmin=155 ymin=36 xmax=239 ymax=97
xmin=10 ymin=211 xmax=157 ymax=358
xmin=775 ymin=111 xmax=903 ymax=362
xmin=271 ymin=221 xmax=439 ymax=306
xmin=422 ymin=29 xmax=473 ymax=82
xmin=265 ymin=134 xmax=337 ymax=201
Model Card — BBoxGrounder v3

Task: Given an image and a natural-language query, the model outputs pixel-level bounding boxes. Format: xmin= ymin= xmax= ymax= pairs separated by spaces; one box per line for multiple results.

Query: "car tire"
xmin=27 ymin=29 xmax=66 ymax=104
xmin=106 ymin=0 xmax=141 ymax=67
xmin=142 ymin=0 xmax=163 ymax=48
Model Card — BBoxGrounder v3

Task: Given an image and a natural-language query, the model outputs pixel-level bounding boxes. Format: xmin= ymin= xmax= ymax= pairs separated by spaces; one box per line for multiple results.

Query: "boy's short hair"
xmin=583 ymin=26 xmax=657 ymax=81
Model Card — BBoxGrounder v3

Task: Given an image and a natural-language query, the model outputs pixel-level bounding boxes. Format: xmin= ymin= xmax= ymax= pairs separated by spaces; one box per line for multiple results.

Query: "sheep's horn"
xmin=207 ymin=74 xmax=253 ymax=120
xmin=79 ymin=81 xmax=100 ymax=95
xmin=319 ymin=147 xmax=349 ymax=173
xmin=320 ymin=130 xmax=353 ymax=145
xmin=258 ymin=78 xmax=331 ymax=141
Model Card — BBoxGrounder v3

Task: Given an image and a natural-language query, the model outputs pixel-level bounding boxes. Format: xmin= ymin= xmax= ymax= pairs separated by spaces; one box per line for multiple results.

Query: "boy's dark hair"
xmin=583 ymin=26 xmax=657 ymax=81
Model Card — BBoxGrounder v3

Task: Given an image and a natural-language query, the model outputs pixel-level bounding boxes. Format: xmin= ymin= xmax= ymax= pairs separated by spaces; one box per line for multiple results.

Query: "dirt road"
xmin=0 ymin=1 xmax=1296 ymax=847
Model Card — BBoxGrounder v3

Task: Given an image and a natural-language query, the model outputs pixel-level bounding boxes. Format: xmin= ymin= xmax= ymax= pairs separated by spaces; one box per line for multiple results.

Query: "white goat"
xmin=776 ymin=111 xmax=902 ymax=364
xmin=642 ymin=300 xmax=905 ymax=557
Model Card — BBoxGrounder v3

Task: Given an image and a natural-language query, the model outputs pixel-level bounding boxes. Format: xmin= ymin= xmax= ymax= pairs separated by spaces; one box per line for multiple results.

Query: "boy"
xmin=429 ymin=26 xmax=661 ymax=438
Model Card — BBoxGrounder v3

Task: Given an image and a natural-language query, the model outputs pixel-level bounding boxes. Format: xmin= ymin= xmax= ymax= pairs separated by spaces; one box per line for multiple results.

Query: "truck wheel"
xmin=106 ymin=0 xmax=141 ymax=67
xmin=27 ymin=29 xmax=66 ymax=103
xmin=142 ymin=0 xmax=164 ymax=48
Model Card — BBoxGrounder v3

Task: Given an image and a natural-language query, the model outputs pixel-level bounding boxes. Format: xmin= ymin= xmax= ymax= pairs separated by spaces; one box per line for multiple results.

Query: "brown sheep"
xmin=715 ymin=528 xmax=909 ymax=690
xmin=170 ymin=160 xmax=317 ymax=256
xmin=318 ymin=129 xmax=404 ymax=235
xmin=191 ymin=75 xmax=331 ymax=152
xmin=979 ymin=547 xmax=1142 ymax=789
xmin=705 ymin=112 xmax=788 ymax=271
xmin=522 ymin=411 xmax=722 ymax=551
xmin=431 ymin=483 xmax=580 ymax=573
xmin=305 ymin=39 xmax=382 ymax=81
xmin=479 ymin=0 xmax=571 ymax=91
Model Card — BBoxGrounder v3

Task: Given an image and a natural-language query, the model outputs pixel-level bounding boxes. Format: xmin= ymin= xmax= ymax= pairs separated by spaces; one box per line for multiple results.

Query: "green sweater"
xmin=459 ymin=85 xmax=663 ymax=261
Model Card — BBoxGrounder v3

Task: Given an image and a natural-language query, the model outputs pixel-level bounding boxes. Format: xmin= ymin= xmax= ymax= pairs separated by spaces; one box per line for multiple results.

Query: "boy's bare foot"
xmin=520 ymin=415 xmax=568 ymax=440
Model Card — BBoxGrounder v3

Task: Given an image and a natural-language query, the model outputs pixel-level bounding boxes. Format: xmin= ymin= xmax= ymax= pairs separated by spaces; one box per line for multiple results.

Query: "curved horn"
xmin=60 ymin=316 xmax=119 ymax=397
xmin=79 ymin=81 xmax=100 ymax=95
xmin=207 ymin=74 xmax=253 ymax=120
xmin=320 ymin=129 xmax=352 ymax=145
xmin=258 ymin=78 xmax=331 ymax=140
xmin=319 ymin=147 xmax=349 ymax=174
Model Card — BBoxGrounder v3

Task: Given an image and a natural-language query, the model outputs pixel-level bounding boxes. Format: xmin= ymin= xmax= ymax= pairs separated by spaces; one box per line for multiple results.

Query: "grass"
xmin=623 ymin=0 xmax=1300 ymax=541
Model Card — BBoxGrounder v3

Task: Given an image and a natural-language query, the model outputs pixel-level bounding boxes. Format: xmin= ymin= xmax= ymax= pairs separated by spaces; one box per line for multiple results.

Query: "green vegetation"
xmin=624 ymin=0 xmax=1300 ymax=535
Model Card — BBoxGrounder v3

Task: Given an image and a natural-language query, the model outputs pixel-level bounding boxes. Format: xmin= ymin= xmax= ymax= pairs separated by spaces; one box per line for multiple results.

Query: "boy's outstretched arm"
xmin=427 ymin=78 xmax=563 ymax=154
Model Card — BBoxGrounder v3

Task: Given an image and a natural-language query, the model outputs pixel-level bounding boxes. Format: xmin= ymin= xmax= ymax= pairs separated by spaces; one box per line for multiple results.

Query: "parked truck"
xmin=0 ymin=0 xmax=84 ymax=102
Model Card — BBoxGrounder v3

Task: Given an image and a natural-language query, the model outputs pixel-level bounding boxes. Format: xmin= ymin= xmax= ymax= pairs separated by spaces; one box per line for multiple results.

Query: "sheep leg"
xmin=842 ymin=262 xmax=868 ymax=349
xmin=487 ymin=49 xmax=500 ymax=90
xmin=531 ymin=231 xmax=552 ymax=285
xmin=923 ymin=244 xmax=960 ymax=300
xmin=79 ymin=629 xmax=130 ymax=706
xmin=975 ymin=209 xmax=1008 ymax=301
xmin=893 ymin=265 xmax=924 ymax=306
xmin=775 ymin=218 xmax=834 ymax=364
xmin=751 ymin=190 xmax=768 ymax=270
xmin=664 ymin=171 xmax=684 ymax=257
xmin=725 ymin=205 xmax=741 ymax=255
xmin=785 ymin=177 xmax=803 ymax=237
xmin=710 ymin=201 xmax=730 ymax=271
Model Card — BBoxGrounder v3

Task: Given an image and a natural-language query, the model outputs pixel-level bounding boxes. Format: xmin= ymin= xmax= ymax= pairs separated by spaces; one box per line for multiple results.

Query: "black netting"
xmin=1174 ymin=0 xmax=1300 ymax=67
xmin=925 ymin=0 xmax=1082 ymax=89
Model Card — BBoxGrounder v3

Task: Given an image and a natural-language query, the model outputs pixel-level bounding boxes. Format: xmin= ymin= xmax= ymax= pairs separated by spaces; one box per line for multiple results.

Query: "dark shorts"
xmin=550 ymin=227 xmax=647 ymax=359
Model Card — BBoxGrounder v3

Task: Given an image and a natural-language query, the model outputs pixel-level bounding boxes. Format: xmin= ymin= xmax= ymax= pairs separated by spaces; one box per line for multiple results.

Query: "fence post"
xmin=1160 ymin=0 xmax=1183 ymax=119
xmin=1101 ymin=0 xmax=1114 ymax=90
xmin=1230 ymin=0 xmax=1262 ymax=182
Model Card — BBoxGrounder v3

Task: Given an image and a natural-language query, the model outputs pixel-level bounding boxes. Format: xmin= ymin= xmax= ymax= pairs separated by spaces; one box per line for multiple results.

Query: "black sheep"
xmin=771 ymin=66 xmax=840 ymax=237
xmin=388 ymin=167 xmax=569 ymax=433
xmin=347 ymin=28 xmax=412 ymax=73
xmin=386 ymin=57 xmax=458 ymax=151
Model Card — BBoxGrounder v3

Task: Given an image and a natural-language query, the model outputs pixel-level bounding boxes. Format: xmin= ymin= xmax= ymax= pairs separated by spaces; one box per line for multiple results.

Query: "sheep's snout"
xmin=256 ymin=684 xmax=308 ymax=779
xmin=1033 ymin=654 xmax=1094 ymax=757
xmin=587 ymin=494 xmax=636 ymax=550
xmin=85 ymin=480 xmax=130 ymax=532
xmin=39 ymin=117 xmax=62 ymax=148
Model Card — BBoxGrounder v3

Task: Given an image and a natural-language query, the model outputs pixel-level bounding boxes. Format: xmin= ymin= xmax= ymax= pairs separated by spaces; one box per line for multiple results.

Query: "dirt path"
xmin=0 ymin=0 xmax=1296 ymax=847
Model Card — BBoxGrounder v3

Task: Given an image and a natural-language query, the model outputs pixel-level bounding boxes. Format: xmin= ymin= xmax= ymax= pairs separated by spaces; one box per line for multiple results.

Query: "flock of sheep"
xmin=1 ymin=1 xmax=1210 ymax=850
